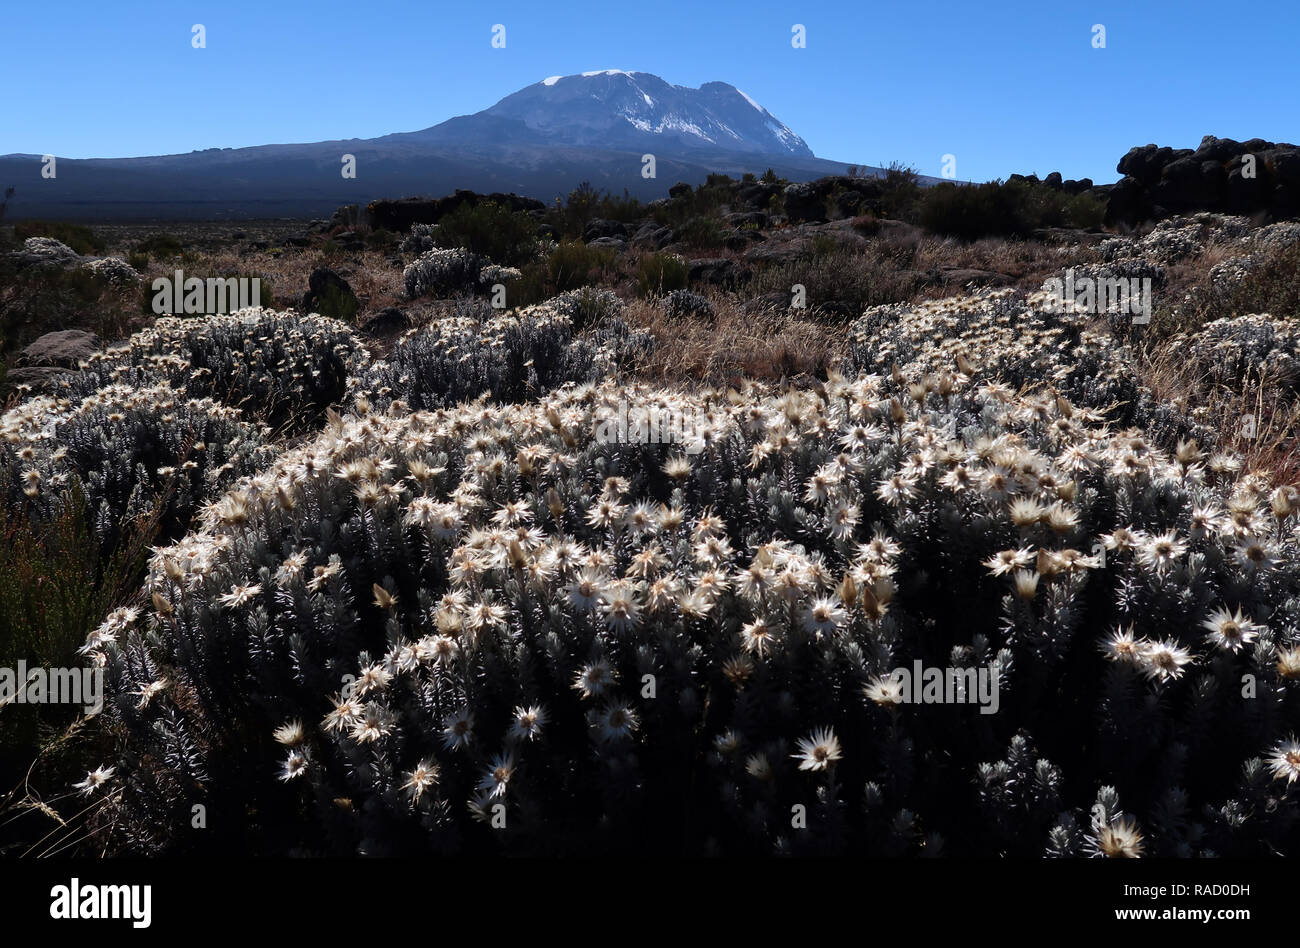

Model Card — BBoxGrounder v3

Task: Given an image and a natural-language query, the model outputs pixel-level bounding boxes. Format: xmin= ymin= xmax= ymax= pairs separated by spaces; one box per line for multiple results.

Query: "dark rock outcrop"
xmin=1108 ymin=136 xmax=1300 ymax=226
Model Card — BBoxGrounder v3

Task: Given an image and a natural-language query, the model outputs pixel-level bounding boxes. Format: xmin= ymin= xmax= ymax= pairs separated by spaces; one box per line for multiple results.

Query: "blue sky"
xmin=3 ymin=0 xmax=1297 ymax=182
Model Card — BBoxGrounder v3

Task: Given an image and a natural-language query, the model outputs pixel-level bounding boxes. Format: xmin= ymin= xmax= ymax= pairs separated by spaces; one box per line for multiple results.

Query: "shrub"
xmin=660 ymin=288 xmax=714 ymax=320
xmin=1168 ymin=314 xmax=1300 ymax=393
xmin=353 ymin=293 xmax=650 ymax=411
xmin=403 ymin=248 xmax=494 ymax=298
xmin=12 ymin=220 xmax=103 ymax=256
xmin=93 ymin=373 xmax=1300 ymax=856
xmin=675 ymin=216 xmax=726 ymax=250
xmin=53 ymin=310 xmax=367 ymax=433
xmin=1 ymin=382 xmax=274 ymax=551
xmin=313 ymin=282 xmax=359 ymax=324
xmin=848 ymin=287 xmax=1140 ymax=419
xmin=430 ymin=201 xmax=539 ymax=268
xmin=749 ymin=244 xmax=923 ymax=315
xmin=878 ymin=162 xmax=923 ymax=220
xmin=81 ymin=257 xmax=140 ymax=287
xmin=548 ymin=240 xmax=614 ymax=292
xmin=920 ymin=180 xmax=1104 ymax=241
xmin=636 ymin=252 xmax=690 ymax=298
xmin=0 ymin=484 xmax=157 ymax=784
xmin=133 ymin=234 xmax=185 ymax=260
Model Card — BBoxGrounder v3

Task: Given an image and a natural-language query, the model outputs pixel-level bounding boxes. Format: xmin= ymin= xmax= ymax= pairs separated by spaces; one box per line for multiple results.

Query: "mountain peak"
xmin=488 ymin=71 xmax=813 ymax=157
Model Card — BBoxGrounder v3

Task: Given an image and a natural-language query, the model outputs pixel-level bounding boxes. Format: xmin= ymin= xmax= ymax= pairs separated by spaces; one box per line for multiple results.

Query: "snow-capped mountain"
xmin=480 ymin=71 xmax=814 ymax=157
xmin=0 ymin=71 xmax=863 ymax=219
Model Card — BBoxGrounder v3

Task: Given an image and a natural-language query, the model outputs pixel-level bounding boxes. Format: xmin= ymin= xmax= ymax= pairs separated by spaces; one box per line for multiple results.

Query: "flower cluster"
xmin=660 ymin=289 xmax=714 ymax=320
xmin=21 ymin=236 xmax=80 ymax=261
xmin=352 ymin=296 xmax=652 ymax=412
xmin=400 ymin=223 xmax=439 ymax=256
xmin=403 ymin=248 xmax=506 ymax=298
xmin=1169 ymin=313 xmax=1300 ymax=392
xmin=848 ymin=288 xmax=1141 ymax=420
xmin=92 ymin=365 xmax=1300 ymax=856
xmin=81 ymin=256 xmax=141 ymax=286
xmin=0 ymin=382 xmax=272 ymax=548
xmin=1100 ymin=214 xmax=1252 ymax=265
xmin=52 ymin=309 xmax=368 ymax=432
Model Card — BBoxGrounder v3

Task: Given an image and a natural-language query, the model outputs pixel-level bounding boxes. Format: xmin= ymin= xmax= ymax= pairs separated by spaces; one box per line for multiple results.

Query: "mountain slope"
xmin=0 ymin=72 xmax=867 ymax=220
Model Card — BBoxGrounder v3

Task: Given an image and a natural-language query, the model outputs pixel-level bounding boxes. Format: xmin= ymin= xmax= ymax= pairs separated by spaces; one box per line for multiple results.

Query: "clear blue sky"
xmin=3 ymin=0 xmax=1297 ymax=183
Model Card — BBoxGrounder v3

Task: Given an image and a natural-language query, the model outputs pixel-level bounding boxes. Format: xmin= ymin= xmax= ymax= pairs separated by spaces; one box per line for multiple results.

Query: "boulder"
xmin=18 ymin=329 xmax=100 ymax=368
xmin=1104 ymin=176 xmax=1152 ymax=228
xmin=360 ymin=307 xmax=410 ymax=338
xmin=688 ymin=257 xmax=749 ymax=288
xmin=782 ymin=182 xmax=827 ymax=223
xmin=301 ymin=267 xmax=358 ymax=320
xmin=582 ymin=219 xmax=628 ymax=241
xmin=3 ymin=366 xmax=68 ymax=394
xmin=631 ymin=223 xmax=674 ymax=249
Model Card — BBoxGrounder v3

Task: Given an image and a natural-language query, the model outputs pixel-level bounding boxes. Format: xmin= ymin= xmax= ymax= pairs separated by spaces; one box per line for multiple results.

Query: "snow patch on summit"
xmin=736 ymin=89 xmax=766 ymax=113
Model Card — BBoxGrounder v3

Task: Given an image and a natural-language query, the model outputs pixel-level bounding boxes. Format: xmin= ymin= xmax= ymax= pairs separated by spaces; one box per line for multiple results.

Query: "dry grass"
xmin=1144 ymin=342 xmax=1300 ymax=486
xmin=620 ymin=295 xmax=846 ymax=390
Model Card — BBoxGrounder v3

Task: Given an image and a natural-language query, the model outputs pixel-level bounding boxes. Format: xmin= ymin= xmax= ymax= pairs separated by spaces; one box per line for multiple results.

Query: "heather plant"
xmin=81 ymin=256 xmax=141 ymax=287
xmin=428 ymin=200 xmax=541 ymax=268
xmin=1168 ymin=313 xmax=1300 ymax=393
xmin=403 ymin=248 xmax=517 ymax=298
xmin=920 ymin=180 xmax=1104 ymax=240
xmin=0 ymin=482 xmax=157 ymax=769
xmin=660 ymin=288 xmax=714 ymax=320
xmin=353 ymin=293 xmax=651 ymax=412
xmin=50 ymin=309 xmax=368 ymax=433
xmin=548 ymin=240 xmax=616 ymax=292
xmin=847 ymin=288 xmax=1141 ymax=420
xmin=635 ymin=251 xmax=690 ymax=297
xmin=12 ymin=220 xmax=103 ymax=256
xmin=91 ymin=369 xmax=1300 ymax=856
xmin=0 ymin=382 xmax=274 ymax=550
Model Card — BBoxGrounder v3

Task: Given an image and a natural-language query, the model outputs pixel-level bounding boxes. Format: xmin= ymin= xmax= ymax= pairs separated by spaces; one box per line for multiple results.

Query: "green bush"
xmin=0 ymin=265 xmax=110 ymax=355
xmin=675 ymin=215 xmax=726 ymax=250
xmin=363 ymin=229 xmax=398 ymax=251
xmin=920 ymin=179 xmax=1105 ymax=241
xmin=432 ymin=201 xmax=539 ymax=268
xmin=0 ymin=484 xmax=159 ymax=760
xmin=548 ymin=183 xmax=645 ymax=239
xmin=549 ymin=239 xmax=614 ymax=291
xmin=126 ymin=251 xmax=149 ymax=272
xmin=12 ymin=220 xmax=103 ymax=256
xmin=878 ymin=162 xmax=923 ymax=220
xmin=134 ymin=233 xmax=184 ymax=260
xmin=635 ymin=251 xmax=690 ymax=297
xmin=313 ymin=282 xmax=357 ymax=323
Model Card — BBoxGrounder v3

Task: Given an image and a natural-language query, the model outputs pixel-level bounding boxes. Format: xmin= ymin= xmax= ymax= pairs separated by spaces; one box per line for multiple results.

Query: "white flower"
xmin=1200 ymin=605 xmax=1262 ymax=653
xmin=509 ymin=704 xmax=547 ymax=742
xmin=792 ymin=727 xmax=842 ymax=772
xmin=74 ymin=766 xmax=116 ymax=797
xmin=1267 ymin=737 xmax=1300 ymax=784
